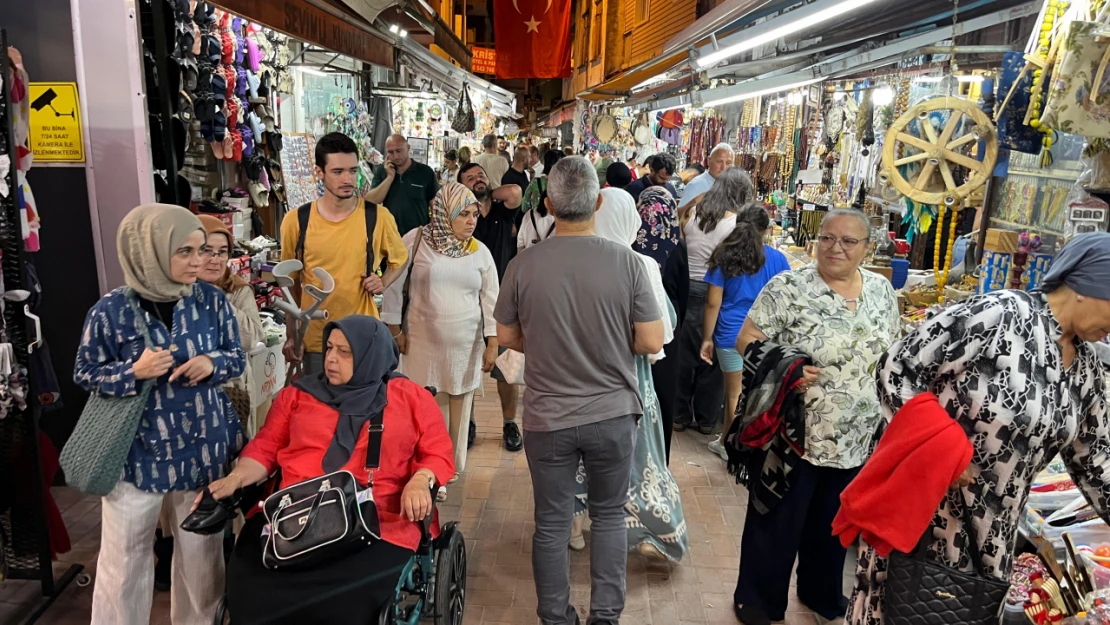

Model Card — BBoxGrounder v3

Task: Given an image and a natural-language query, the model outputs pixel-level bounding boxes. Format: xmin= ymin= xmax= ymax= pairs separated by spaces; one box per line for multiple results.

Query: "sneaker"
xmin=503 ymin=421 xmax=523 ymax=452
xmin=467 ymin=419 xmax=476 ymax=449
xmin=569 ymin=533 xmax=586 ymax=551
xmin=708 ymin=436 xmax=728 ymax=461
xmin=696 ymin=423 xmax=716 ymax=435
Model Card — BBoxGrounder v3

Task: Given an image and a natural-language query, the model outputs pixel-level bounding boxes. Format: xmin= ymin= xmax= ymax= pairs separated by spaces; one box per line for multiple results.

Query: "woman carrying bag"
xmin=382 ymin=182 xmax=499 ymax=497
xmin=70 ymin=204 xmax=245 ymax=625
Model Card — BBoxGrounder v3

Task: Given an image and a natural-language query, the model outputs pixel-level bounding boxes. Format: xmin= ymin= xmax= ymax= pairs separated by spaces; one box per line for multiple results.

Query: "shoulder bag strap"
xmin=123 ymin=289 xmax=156 ymax=349
xmin=529 ymin=210 xmax=541 ymax=245
xmin=957 ymin=493 xmax=990 ymax=578
xmin=363 ymin=200 xmax=379 ymax=275
xmin=364 ymin=407 xmax=386 ymax=470
xmin=400 ymin=228 xmax=424 ymax=333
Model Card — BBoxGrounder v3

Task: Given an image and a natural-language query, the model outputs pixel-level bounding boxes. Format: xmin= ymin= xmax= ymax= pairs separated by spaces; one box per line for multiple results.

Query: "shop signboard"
xmin=472 ymin=47 xmax=497 ymax=75
xmin=27 ymin=83 xmax=84 ymax=163
xmin=211 ymin=0 xmax=393 ymax=68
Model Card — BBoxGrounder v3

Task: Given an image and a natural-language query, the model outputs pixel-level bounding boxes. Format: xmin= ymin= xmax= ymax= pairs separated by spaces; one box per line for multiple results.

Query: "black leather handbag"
xmin=260 ymin=411 xmax=385 ymax=571
xmin=884 ymin=501 xmax=1008 ymax=625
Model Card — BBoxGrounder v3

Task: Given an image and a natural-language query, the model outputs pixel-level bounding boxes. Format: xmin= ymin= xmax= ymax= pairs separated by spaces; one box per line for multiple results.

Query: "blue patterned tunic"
xmin=74 ymin=283 xmax=246 ymax=493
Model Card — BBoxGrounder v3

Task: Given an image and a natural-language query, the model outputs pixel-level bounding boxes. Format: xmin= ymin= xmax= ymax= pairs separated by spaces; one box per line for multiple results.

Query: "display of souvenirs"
xmin=280 ymin=133 xmax=319 ymax=207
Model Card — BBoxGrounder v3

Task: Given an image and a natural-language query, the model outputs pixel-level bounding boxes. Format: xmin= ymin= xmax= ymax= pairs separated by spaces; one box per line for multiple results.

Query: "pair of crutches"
xmin=270 ymin=260 xmax=335 ymax=386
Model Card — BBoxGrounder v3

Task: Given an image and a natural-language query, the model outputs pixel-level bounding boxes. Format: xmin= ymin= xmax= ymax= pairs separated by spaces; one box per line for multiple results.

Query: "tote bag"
xmin=451 ymin=86 xmax=476 ymax=134
xmin=1041 ymin=13 xmax=1110 ymax=137
xmin=884 ymin=500 xmax=1008 ymax=625
xmin=494 ymin=349 xmax=525 ymax=386
xmin=60 ymin=291 xmax=155 ymax=496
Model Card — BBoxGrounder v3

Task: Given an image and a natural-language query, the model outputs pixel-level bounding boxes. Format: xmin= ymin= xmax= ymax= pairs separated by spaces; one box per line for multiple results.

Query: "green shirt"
xmin=371 ymin=161 xmax=440 ymax=235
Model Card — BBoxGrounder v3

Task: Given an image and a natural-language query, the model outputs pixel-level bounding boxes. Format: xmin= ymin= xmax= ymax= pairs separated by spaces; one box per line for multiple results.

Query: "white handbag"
xmin=494 ymin=349 xmax=526 ymax=386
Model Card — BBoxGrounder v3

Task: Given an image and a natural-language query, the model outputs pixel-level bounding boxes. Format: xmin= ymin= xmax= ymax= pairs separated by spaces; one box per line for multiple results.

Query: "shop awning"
xmin=397 ymin=38 xmax=517 ymax=116
xmin=211 ymin=0 xmax=395 ymax=68
xmin=576 ymin=52 xmax=688 ymax=100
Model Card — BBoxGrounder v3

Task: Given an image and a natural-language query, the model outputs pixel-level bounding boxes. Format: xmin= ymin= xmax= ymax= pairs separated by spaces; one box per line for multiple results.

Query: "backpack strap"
xmin=294 ymin=202 xmax=313 ymax=265
xmin=363 ymin=200 xmax=379 ymax=275
xmin=545 ymin=221 xmax=556 ymax=238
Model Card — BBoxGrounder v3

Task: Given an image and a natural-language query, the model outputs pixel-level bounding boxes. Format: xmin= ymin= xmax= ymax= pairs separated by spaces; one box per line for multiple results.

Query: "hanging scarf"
xmin=116 ymin=204 xmax=205 ymax=303
xmin=294 ymin=316 xmax=402 ymax=472
xmin=197 ymin=215 xmax=251 ymax=293
xmin=422 ymin=182 xmax=480 ymax=258
xmin=634 ymin=187 xmax=680 ymax=270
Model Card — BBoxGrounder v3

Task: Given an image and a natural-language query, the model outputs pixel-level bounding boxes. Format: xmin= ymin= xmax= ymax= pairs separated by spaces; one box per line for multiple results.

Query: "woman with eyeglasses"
xmin=75 ymin=204 xmax=245 ymax=625
xmin=198 ymin=215 xmax=266 ymax=433
xmin=730 ymin=208 xmax=900 ymax=625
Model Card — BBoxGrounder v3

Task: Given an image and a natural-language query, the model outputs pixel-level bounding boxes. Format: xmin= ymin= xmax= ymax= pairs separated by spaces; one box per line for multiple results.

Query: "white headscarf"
xmin=594 ymin=188 xmax=675 ymax=359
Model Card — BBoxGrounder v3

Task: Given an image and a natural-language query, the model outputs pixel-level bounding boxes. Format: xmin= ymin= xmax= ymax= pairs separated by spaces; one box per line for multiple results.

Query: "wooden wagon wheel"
xmin=881 ymin=96 xmax=998 ymax=206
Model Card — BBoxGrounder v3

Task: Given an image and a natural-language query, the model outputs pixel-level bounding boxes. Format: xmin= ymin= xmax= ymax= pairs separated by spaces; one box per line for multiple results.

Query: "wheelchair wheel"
xmin=433 ymin=527 xmax=466 ymax=625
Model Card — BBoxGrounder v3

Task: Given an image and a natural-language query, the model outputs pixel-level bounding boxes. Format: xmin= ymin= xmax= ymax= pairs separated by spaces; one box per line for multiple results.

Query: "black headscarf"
xmin=294 ymin=315 xmax=401 ymax=472
xmin=1040 ymin=232 xmax=1110 ymax=300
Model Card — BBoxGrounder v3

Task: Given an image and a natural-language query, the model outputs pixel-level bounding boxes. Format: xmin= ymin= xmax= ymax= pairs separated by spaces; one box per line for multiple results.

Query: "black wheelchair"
xmin=212 ymin=385 xmax=467 ymax=625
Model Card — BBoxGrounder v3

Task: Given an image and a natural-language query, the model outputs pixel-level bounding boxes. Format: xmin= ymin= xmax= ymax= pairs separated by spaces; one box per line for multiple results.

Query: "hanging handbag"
xmin=995 ymin=51 xmax=1046 ymax=154
xmin=451 ymin=85 xmax=475 ymax=134
xmin=883 ymin=498 xmax=1009 ymax=625
xmin=60 ymin=290 xmax=155 ymax=496
xmin=260 ymin=409 xmax=385 ymax=570
xmin=1041 ymin=8 xmax=1110 ymax=138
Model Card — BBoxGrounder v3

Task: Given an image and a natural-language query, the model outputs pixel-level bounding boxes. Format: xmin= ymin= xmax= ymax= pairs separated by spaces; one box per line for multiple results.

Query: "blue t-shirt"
xmin=704 ymin=245 xmax=791 ymax=349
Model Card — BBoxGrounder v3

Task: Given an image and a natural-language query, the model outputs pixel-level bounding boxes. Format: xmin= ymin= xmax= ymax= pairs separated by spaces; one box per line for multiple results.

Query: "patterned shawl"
xmin=422 ymin=182 xmax=480 ymax=258
xmin=634 ymin=186 xmax=680 ymax=270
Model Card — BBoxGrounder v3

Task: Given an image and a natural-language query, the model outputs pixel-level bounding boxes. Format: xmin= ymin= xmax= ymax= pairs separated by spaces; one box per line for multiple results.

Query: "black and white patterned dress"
xmin=846 ymin=290 xmax=1110 ymax=625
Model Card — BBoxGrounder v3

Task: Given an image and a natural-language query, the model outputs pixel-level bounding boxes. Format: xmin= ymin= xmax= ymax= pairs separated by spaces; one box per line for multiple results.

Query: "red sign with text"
xmin=472 ymin=47 xmax=497 ymax=75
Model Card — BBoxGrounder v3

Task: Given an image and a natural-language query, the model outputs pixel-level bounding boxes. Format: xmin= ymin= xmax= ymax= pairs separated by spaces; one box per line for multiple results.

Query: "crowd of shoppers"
xmin=70 ymin=130 xmax=1110 ymax=625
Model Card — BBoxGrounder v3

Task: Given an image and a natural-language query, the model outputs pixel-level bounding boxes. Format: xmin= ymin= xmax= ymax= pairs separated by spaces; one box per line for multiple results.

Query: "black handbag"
xmin=260 ymin=410 xmax=385 ymax=570
xmin=884 ymin=499 xmax=1008 ymax=625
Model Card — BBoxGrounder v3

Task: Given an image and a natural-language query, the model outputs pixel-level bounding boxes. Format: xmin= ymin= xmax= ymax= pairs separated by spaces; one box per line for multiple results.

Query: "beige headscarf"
xmin=116 ymin=204 xmax=205 ymax=302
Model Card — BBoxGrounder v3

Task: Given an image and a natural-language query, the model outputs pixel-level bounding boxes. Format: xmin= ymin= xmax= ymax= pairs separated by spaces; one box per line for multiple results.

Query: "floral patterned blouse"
xmin=747 ymin=264 xmax=900 ymax=469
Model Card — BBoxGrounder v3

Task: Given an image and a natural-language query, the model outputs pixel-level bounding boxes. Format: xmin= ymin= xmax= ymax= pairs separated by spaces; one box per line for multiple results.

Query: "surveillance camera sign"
xmin=28 ymin=83 xmax=84 ymax=163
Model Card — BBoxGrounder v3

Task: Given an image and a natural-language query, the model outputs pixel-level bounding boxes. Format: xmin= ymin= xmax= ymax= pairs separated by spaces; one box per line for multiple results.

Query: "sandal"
xmin=436 ymin=486 xmax=448 ymax=502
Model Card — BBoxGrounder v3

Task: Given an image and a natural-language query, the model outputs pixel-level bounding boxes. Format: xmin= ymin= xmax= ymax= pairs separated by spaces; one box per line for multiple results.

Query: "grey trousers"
xmin=524 ymin=414 xmax=637 ymax=625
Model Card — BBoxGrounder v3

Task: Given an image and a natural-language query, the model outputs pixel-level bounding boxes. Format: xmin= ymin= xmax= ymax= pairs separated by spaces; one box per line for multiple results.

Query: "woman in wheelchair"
xmin=201 ymin=315 xmax=455 ymax=624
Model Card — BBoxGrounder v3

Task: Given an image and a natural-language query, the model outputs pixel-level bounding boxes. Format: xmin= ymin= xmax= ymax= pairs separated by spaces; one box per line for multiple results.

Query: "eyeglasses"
xmin=816 ymin=235 xmax=863 ymax=251
xmin=200 ymin=247 xmax=230 ymax=259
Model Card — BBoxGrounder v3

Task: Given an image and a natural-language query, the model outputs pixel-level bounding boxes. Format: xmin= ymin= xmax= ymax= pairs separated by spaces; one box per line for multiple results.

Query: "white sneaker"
xmin=708 ymin=436 xmax=728 ymax=461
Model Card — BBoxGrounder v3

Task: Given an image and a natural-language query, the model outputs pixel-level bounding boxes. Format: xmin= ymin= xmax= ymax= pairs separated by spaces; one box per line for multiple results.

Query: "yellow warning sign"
xmin=28 ymin=82 xmax=84 ymax=163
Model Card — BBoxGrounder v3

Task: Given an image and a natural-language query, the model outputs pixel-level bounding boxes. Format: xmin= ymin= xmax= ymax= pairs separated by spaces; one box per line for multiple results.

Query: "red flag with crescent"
xmin=492 ymin=0 xmax=572 ymax=79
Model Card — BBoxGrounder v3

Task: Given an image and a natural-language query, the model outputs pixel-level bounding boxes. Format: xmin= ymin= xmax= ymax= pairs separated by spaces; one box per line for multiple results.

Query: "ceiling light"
xmin=833 ymin=91 xmax=846 ymax=101
xmin=872 ymin=85 xmax=894 ymax=106
xmin=389 ymin=24 xmax=400 ymax=33
xmin=788 ymin=90 xmax=804 ymax=105
xmin=702 ymin=77 xmax=824 ymax=108
xmin=695 ymin=0 xmax=881 ymax=69
xmin=632 ymin=75 xmax=670 ymax=91
xmin=296 ymin=66 xmax=338 ymax=78
xmin=399 ymin=29 xmax=408 ymax=38
xmin=915 ymin=75 xmax=983 ymax=83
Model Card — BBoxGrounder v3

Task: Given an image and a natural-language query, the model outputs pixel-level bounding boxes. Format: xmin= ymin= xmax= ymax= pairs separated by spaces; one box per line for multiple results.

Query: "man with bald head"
xmin=678 ymin=143 xmax=735 ymax=209
xmin=366 ymin=133 xmax=440 ymax=234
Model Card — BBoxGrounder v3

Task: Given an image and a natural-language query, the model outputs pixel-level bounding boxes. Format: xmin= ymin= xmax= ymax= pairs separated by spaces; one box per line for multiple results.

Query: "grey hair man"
xmin=473 ymin=134 xmax=508 ymax=190
xmin=495 ymin=156 xmax=664 ymax=625
xmin=678 ymin=142 xmax=736 ymax=209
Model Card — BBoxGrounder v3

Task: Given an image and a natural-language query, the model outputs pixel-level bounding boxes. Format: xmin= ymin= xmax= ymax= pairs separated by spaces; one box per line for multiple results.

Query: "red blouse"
xmin=241 ymin=378 xmax=455 ymax=551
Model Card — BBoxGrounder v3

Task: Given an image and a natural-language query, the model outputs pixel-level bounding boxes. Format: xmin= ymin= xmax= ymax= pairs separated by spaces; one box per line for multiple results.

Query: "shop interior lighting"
xmin=389 ymin=24 xmax=400 ymax=33
xmin=833 ymin=91 xmax=846 ymax=101
xmin=399 ymin=29 xmax=408 ymax=38
xmin=297 ymin=66 xmax=343 ymax=78
xmin=915 ymin=75 xmax=984 ymax=83
xmin=695 ymin=0 xmax=882 ymax=69
xmin=702 ymin=77 xmax=824 ymax=107
xmin=787 ymin=90 xmax=804 ymax=105
xmin=631 ymin=75 xmax=671 ymax=91
xmin=872 ymin=85 xmax=894 ymax=105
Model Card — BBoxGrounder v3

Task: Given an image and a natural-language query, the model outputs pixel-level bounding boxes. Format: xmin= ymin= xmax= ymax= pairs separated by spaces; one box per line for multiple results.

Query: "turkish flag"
xmin=493 ymin=0 xmax=572 ymax=79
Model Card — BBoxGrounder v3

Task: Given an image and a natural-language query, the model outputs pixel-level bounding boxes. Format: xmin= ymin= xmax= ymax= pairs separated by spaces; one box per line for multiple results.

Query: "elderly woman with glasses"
xmin=731 ymin=208 xmax=901 ymax=625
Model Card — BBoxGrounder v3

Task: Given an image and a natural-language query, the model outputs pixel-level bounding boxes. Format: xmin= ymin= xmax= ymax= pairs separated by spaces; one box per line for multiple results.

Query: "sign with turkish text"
xmin=28 ymin=83 xmax=84 ymax=163
xmin=492 ymin=0 xmax=572 ymax=79
xmin=472 ymin=47 xmax=497 ymax=74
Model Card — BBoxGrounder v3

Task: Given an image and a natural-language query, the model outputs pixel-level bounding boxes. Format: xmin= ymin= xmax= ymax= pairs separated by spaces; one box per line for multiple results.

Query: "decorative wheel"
xmin=881 ymin=96 xmax=998 ymax=206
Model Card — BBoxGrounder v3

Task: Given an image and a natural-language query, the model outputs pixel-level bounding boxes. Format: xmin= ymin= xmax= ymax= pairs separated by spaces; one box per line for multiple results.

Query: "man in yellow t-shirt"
xmin=280 ymin=132 xmax=408 ymax=374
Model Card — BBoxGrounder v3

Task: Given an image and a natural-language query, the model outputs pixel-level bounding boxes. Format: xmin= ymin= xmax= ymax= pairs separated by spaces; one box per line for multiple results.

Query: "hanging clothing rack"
xmin=0 ymin=29 xmax=86 ymax=623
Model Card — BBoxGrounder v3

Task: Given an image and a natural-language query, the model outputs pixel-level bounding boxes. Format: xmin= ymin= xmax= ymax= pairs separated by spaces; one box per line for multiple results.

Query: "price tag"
xmin=803 ymin=204 xmax=816 ymax=211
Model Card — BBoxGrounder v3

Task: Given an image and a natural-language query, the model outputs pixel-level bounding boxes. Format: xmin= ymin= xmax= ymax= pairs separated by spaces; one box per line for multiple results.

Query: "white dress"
xmin=381 ymin=229 xmax=499 ymax=396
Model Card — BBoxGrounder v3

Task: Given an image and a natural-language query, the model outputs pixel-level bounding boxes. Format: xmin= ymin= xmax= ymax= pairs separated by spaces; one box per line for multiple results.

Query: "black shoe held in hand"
xmin=180 ymin=487 xmax=240 ymax=535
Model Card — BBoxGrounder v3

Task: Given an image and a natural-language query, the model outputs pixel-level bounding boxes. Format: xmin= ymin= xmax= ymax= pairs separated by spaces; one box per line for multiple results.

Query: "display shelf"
xmin=1008 ymin=170 xmax=1081 ymax=182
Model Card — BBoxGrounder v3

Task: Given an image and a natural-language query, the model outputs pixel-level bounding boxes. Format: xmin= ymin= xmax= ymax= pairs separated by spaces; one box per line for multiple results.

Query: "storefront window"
xmin=289 ymin=68 xmax=360 ymax=135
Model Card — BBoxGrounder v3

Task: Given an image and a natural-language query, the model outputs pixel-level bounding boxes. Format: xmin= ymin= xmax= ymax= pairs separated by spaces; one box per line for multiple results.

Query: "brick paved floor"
xmin=1 ymin=378 xmax=835 ymax=624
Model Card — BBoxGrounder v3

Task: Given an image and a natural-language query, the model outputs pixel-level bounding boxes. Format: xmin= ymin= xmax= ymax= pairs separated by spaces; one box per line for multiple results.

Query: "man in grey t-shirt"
xmin=495 ymin=157 xmax=663 ymax=625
